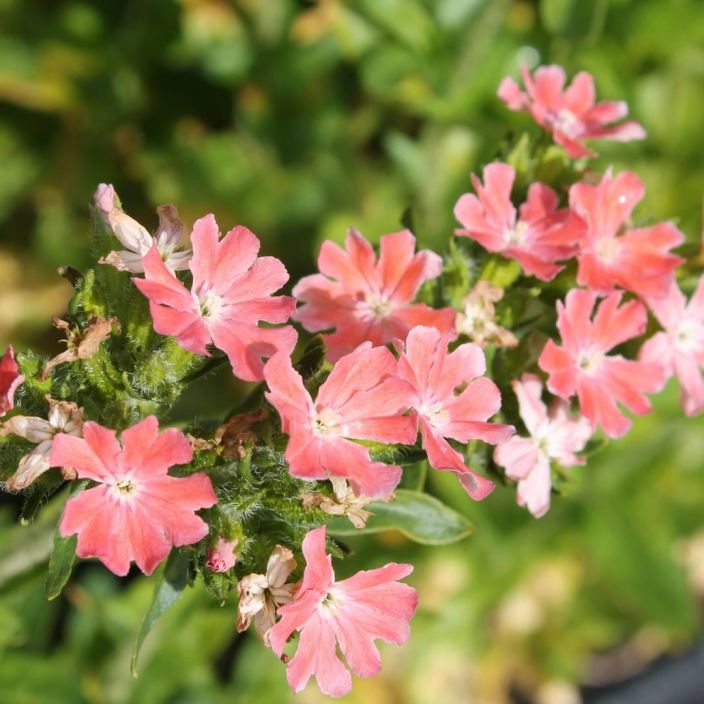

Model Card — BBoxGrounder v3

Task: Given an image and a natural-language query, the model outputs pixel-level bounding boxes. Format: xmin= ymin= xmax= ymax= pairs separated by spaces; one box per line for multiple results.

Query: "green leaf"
xmin=45 ymin=532 xmax=77 ymax=601
xmin=44 ymin=479 xmax=88 ymax=600
xmin=327 ymin=489 xmax=473 ymax=545
xmin=131 ymin=549 xmax=192 ymax=677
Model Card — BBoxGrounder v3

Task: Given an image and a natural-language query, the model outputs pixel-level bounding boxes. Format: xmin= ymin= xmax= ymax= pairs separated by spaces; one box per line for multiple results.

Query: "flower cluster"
xmin=0 ymin=64 xmax=700 ymax=698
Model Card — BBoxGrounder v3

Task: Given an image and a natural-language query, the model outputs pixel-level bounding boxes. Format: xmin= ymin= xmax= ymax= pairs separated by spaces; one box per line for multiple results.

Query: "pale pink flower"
xmin=206 ymin=536 xmax=238 ymax=573
xmin=50 ymin=416 xmax=217 ymax=576
xmin=95 ymin=183 xmax=191 ymax=273
xmin=395 ymin=326 xmax=513 ymax=500
xmin=454 ymin=162 xmax=584 ymax=281
xmin=264 ymin=343 xmax=416 ymax=499
xmin=538 ymin=289 xmax=666 ymax=438
xmin=269 ymin=526 xmax=417 ymax=698
xmin=293 ymin=228 xmax=455 ymax=362
xmin=494 ymin=374 xmax=591 ymax=517
xmin=498 ymin=65 xmax=646 ymax=158
xmin=133 ymin=214 xmax=297 ymax=382
xmin=237 ymin=545 xmax=298 ymax=640
xmin=1 ymin=397 xmax=84 ymax=491
xmin=0 ymin=346 xmax=23 ymax=416
xmin=640 ymin=279 xmax=704 ymax=416
xmin=569 ymin=170 xmax=685 ymax=299
xmin=455 ymin=281 xmax=518 ymax=349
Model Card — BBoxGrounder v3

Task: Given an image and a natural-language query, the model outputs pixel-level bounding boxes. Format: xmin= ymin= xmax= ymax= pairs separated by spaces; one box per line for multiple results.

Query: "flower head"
xmin=395 ymin=326 xmax=514 ymax=500
xmin=293 ymin=228 xmax=455 ymax=362
xmin=264 ymin=343 xmax=416 ymax=499
xmin=1 ymin=396 xmax=84 ymax=491
xmin=268 ymin=526 xmax=417 ymax=698
xmin=569 ymin=170 xmax=684 ymax=299
xmin=538 ymin=289 xmax=666 ymax=438
xmin=498 ymin=65 xmax=646 ymax=158
xmin=50 ymin=416 xmax=217 ymax=576
xmin=0 ymin=346 xmax=23 ymax=416
xmin=133 ymin=214 xmax=297 ymax=382
xmin=455 ymin=281 xmax=518 ymax=348
xmin=640 ymin=279 xmax=704 ymax=416
xmin=494 ymin=374 xmax=591 ymax=517
xmin=237 ymin=545 xmax=298 ymax=641
xmin=206 ymin=536 xmax=238 ymax=573
xmin=454 ymin=162 xmax=584 ymax=281
xmin=95 ymin=183 xmax=191 ymax=273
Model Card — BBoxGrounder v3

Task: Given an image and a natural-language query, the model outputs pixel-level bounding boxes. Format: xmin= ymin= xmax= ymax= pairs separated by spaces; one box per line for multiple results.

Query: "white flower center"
xmin=110 ymin=476 xmax=139 ymax=501
xmin=552 ymin=108 xmax=581 ymax=138
xmin=674 ymin=319 xmax=703 ymax=352
xmin=322 ymin=589 xmax=345 ymax=613
xmin=578 ymin=349 xmax=604 ymax=375
xmin=595 ymin=237 xmax=621 ymax=263
xmin=420 ymin=400 xmax=450 ymax=427
xmin=365 ymin=291 xmax=394 ymax=319
xmin=313 ymin=407 xmax=344 ymax=437
xmin=506 ymin=220 xmax=530 ymax=246
xmin=197 ymin=287 xmax=224 ymax=320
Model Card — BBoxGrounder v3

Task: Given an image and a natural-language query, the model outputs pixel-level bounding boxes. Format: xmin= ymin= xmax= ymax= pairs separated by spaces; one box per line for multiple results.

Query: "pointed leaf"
xmin=130 ymin=548 xmax=191 ymax=677
xmin=327 ymin=488 xmax=473 ymax=545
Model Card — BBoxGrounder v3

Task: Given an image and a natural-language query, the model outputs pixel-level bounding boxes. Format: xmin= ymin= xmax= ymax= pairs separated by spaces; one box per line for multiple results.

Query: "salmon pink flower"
xmin=206 ymin=536 xmax=238 ymax=573
xmin=264 ymin=343 xmax=416 ymax=499
xmin=1 ymin=396 xmax=84 ymax=491
xmin=50 ymin=416 xmax=217 ymax=576
xmin=538 ymin=289 xmax=666 ymax=438
xmin=494 ymin=374 xmax=591 ymax=517
xmin=95 ymin=183 xmax=191 ymax=273
xmin=640 ymin=279 xmax=704 ymax=416
xmin=395 ymin=326 xmax=513 ymax=500
xmin=569 ymin=170 xmax=685 ymax=299
xmin=454 ymin=162 xmax=584 ymax=281
xmin=0 ymin=346 xmax=23 ymax=416
xmin=269 ymin=526 xmax=417 ymax=698
xmin=133 ymin=214 xmax=297 ymax=382
xmin=293 ymin=228 xmax=455 ymax=362
xmin=498 ymin=65 xmax=646 ymax=158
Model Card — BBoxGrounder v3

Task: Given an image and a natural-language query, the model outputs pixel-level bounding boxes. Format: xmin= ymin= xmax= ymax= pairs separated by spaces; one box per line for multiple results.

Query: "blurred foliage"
xmin=1 ymin=0 xmax=704 ymax=702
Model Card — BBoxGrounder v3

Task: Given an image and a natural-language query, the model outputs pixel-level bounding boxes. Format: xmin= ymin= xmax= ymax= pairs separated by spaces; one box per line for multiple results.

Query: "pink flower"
xmin=206 ymin=536 xmax=238 ymax=572
xmin=133 ymin=214 xmax=297 ymax=382
xmin=50 ymin=416 xmax=217 ymax=576
xmin=0 ymin=346 xmax=23 ymax=416
xmin=454 ymin=162 xmax=584 ymax=281
xmin=569 ymin=170 xmax=684 ymax=299
xmin=269 ymin=526 xmax=417 ymax=698
xmin=263 ymin=343 xmax=416 ymax=499
xmin=95 ymin=183 xmax=191 ymax=273
xmin=640 ymin=279 xmax=704 ymax=416
xmin=494 ymin=374 xmax=591 ymax=517
xmin=497 ymin=65 xmax=646 ymax=158
xmin=395 ymin=326 xmax=513 ymax=500
xmin=293 ymin=228 xmax=455 ymax=362
xmin=538 ymin=289 xmax=666 ymax=438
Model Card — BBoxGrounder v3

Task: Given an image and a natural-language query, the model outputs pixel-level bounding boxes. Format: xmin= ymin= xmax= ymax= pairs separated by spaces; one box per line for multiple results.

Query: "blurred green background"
xmin=2 ymin=0 xmax=704 ymax=702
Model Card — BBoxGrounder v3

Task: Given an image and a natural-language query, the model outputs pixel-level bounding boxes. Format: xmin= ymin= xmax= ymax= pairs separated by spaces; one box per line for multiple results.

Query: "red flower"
xmin=269 ymin=526 xmax=417 ymax=697
xmin=396 ymin=326 xmax=513 ymax=500
xmin=498 ymin=65 xmax=646 ymax=158
xmin=264 ymin=344 xmax=416 ymax=499
xmin=293 ymin=228 xmax=455 ymax=361
xmin=569 ymin=170 xmax=684 ymax=299
xmin=134 ymin=214 xmax=297 ymax=382
xmin=0 ymin=346 xmax=23 ymax=416
xmin=50 ymin=416 xmax=217 ymax=576
xmin=454 ymin=162 xmax=584 ymax=281
xmin=538 ymin=290 xmax=666 ymax=438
